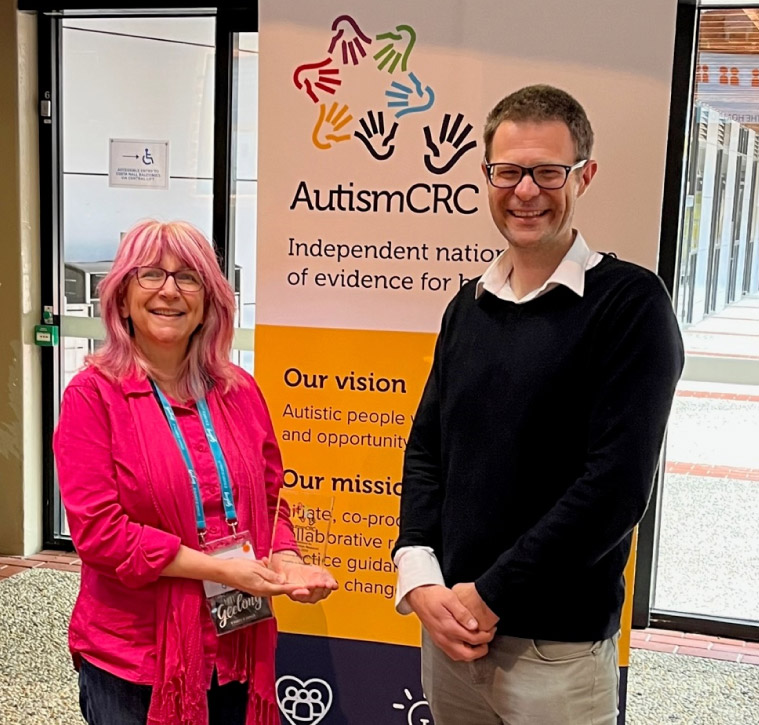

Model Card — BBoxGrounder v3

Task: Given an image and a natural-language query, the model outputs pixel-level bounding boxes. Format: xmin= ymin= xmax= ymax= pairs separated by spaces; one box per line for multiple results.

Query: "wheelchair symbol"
xmin=142 ymin=148 xmax=154 ymax=165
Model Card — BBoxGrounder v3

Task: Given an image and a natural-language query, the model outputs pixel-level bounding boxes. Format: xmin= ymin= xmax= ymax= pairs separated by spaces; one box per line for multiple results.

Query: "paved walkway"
xmin=656 ymin=293 xmax=759 ymax=623
xmin=681 ymin=294 xmax=759 ymax=359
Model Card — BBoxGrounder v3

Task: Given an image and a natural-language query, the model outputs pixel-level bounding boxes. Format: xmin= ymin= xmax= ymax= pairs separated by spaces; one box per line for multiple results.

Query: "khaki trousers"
xmin=421 ymin=630 xmax=619 ymax=725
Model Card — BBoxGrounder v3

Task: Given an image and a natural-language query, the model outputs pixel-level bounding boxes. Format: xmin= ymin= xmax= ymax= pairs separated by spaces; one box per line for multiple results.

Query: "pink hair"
xmin=87 ymin=219 xmax=239 ymax=401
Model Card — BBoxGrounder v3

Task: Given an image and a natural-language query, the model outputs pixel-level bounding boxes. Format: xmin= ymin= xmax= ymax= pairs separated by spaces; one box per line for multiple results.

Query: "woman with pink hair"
xmin=54 ymin=219 xmax=336 ymax=725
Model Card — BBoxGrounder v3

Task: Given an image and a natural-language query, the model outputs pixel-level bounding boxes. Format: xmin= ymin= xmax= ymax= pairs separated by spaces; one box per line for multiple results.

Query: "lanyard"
xmin=151 ymin=381 xmax=238 ymax=541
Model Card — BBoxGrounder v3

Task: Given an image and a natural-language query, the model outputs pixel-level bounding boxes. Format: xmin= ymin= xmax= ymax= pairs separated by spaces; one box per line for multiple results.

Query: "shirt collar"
xmin=475 ymin=231 xmax=593 ymax=301
xmin=121 ymin=371 xmax=153 ymax=396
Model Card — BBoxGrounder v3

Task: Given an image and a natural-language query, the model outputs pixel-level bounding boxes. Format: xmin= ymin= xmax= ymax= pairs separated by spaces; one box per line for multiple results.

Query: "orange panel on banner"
xmin=256 ymin=324 xmax=435 ymax=646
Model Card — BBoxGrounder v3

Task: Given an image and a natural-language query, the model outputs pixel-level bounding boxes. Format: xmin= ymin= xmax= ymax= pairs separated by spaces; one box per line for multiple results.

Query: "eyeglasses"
xmin=485 ymin=160 xmax=588 ymax=190
xmin=133 ymin=266 xmax=203 ymax=292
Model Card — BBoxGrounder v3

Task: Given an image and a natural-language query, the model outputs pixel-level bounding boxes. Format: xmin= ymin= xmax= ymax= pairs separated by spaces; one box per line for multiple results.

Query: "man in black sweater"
xmin=393 ymin=85 xmax=684 ymax=724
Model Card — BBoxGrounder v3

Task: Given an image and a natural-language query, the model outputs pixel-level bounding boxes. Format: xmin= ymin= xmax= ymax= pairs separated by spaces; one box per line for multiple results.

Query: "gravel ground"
xmin=655 ymin=473 xmax=759 ymax=621
xmin=1 ymin=568 xmax=758 ymax=724
xmin=666 ymin=396 xmax=759 ymax=470
xmin=0 ymin=568 xmax=82 ymax=725
xmin=627 ymin=649 xmax=759 ymax=724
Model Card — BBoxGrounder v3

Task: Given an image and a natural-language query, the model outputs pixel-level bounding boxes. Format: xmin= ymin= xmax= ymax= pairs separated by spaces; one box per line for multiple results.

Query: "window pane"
xmin=62 ymin=17 xmax=215 ymax=314
xmin=653 ymin=8 xmax=759 ymax=626
xmin=231 ymin=33 xmax=259 ymax=374
xmin=54 ymin=17 xmax=217 ymax=541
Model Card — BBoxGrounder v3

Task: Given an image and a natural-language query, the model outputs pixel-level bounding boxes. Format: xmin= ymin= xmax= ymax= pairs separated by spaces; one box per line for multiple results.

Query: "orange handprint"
xmin=312 ymin=102 xmax=353 ymax=150
xmin=293 ymin=57 xmax=342 ymax=104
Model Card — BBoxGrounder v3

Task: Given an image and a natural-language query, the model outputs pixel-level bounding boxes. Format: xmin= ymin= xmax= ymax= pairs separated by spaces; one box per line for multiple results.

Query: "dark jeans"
xmin=78 ymin=657 xmax=248 ymax=725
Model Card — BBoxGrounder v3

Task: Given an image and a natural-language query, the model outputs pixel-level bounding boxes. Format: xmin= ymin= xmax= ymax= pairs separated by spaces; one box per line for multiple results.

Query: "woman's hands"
xmin=270 ymin=551 xmax=338 ymax=603
xmin=220 ymin=556 xmax=304 ymax=598
xmin=162 ymin=545 xmax=337 ymax=602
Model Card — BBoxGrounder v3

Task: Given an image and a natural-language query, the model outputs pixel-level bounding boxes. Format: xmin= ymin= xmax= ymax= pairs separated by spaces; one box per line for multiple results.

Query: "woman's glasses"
xmin=133 ymin=266 xmax=203 ymax=292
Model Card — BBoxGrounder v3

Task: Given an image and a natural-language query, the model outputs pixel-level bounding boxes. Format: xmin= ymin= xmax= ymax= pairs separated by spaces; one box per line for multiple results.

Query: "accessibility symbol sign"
xmin=109 ymin=139 xmax=169 ymax=189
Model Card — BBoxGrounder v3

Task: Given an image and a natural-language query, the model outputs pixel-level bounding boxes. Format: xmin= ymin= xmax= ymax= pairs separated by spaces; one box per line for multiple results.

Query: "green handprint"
xmin=373 ymin=24 xmax=416 ymax=74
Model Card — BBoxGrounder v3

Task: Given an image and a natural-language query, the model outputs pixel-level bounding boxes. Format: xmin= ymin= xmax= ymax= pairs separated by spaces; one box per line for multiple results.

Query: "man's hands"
xmin=406 ymin=584 xmax=496 ymax=662
xmin=451 ymin=582 xmax=500 ymax=632
xmin=270 ymin=551 xmax=338 ymax=604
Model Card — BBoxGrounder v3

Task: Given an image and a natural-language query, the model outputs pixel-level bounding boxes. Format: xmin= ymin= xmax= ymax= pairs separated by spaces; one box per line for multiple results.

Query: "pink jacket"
xmin=54 ymin=365 xmax=296 ymax=724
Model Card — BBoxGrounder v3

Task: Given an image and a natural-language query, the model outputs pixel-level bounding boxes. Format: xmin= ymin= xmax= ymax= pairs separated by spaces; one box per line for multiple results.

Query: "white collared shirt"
xmin=394 ymin=231 xmax=602 ymax=614
xmin=475 ymin=230 xmax=601 ymax=302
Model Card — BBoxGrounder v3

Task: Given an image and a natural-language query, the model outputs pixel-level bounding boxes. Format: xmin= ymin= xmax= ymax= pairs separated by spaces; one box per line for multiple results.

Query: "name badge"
xmin=202 ymin=532 xmax=273 ymax=636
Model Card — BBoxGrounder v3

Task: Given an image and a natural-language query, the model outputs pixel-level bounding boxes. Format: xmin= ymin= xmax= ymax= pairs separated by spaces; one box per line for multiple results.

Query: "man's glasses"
xmin=485 ymin=160 xmax=588 ymax=190
xmin=133 ymin=266 xmax=203 ymax=292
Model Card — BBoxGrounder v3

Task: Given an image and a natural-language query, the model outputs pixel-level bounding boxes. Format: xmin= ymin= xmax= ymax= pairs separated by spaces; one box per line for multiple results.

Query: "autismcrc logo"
xmin=292 ymin=13 xmax=478 ymax=173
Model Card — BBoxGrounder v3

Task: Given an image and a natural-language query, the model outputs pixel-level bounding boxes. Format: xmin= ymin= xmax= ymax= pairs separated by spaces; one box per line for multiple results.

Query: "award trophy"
xmin=270 ymin=489 xmax=336 ymax=573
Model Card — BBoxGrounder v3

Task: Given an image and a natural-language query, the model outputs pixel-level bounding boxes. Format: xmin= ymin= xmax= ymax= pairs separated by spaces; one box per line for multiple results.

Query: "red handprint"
xmin=293 ymin=57 xmax=342 ymax=104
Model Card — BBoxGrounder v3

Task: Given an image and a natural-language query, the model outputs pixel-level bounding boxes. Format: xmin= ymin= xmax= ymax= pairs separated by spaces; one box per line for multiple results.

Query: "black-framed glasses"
xmin=485 ymin=160 xmax=588 ymax=190
xmin=133 ymin=266 xmax=204 ymax=292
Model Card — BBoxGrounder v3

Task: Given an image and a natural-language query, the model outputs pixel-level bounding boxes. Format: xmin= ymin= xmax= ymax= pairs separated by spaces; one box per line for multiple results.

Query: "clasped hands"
xmin=222 ymin=551 xmax=337 ymax=604
xmin=407 ymin=582 xmax=499 ymax=662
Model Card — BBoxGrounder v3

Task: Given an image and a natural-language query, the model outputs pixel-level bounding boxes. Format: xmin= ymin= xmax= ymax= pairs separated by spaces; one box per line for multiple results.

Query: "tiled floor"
xmin=0 ymin=549 xmax=80 ymax=579
xmin=1 ymin=551 xmax=757 ymax=667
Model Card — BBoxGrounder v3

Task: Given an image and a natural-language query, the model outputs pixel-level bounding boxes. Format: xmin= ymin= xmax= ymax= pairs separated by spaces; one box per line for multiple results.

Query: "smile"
xmin=509 ymin=210 xmax=548 ymax=218
xmin=149 ymin=309 xmax=184 ymax=317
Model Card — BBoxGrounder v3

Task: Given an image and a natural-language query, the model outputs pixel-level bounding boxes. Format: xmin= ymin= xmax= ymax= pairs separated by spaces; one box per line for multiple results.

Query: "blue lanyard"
xmin=151 ymin=381 xmax=238 ymax=539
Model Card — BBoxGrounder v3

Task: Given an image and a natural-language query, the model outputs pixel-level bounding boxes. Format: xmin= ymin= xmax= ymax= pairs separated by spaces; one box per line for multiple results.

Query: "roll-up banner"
xmin=256 ymin=2 xmax=677 ymax=722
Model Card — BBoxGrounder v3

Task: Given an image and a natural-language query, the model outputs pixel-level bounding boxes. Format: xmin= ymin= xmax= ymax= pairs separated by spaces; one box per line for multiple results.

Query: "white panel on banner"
xmin=257 ymin=0 xmax=678 ymax=334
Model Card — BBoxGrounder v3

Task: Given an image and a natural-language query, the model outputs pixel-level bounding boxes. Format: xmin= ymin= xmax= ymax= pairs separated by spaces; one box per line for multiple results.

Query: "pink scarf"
xmin=129 ymin=384 xmax=280 ymax=725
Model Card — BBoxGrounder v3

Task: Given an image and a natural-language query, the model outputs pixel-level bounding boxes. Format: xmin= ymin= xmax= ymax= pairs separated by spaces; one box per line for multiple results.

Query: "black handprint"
xmin=354 ymin=110 xmax=399 ymax=161
xmin=423 ymin=113 xmax=478 ymax=174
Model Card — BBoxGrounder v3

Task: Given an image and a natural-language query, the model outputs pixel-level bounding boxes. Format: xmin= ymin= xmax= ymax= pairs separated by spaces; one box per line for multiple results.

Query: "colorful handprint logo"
xmin=290 ymin=15 xmax=476 ymax=169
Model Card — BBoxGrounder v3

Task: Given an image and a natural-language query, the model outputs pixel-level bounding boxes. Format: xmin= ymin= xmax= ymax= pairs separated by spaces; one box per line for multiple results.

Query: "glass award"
xmin=270 ymin=489 xmax=336 ymax=572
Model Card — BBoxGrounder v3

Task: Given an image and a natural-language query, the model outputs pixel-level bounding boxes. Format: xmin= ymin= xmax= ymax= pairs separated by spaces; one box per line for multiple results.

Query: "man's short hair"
xmin=483 ymin=84 xmax=594 ymax=162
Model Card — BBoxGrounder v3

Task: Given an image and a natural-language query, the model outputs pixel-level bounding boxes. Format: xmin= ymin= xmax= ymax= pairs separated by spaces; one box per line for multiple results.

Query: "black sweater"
xmin=396 ymin=255 xmax=684 ymax=641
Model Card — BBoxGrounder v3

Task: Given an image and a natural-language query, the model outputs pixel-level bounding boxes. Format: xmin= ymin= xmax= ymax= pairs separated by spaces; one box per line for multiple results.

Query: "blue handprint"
xmin=385 ymin=72 xmax=435 ymax=119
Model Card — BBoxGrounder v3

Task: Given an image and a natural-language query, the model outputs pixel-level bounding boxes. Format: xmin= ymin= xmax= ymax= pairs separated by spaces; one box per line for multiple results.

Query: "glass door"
xmin=39 ymin=7 xmax=260 ymax=544
xmin=651 ymin=6 xmax=759 ymax=637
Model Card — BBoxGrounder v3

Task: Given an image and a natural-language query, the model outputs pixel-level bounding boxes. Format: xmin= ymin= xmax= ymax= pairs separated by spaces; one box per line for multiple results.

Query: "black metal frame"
xmin=634 ymin=0 xmax=759 ymax=644
xmin=632 ymin=0 xmax=698 ymax=627
xmin=212 ymin=8 xmax=257 ymax=279
xmin=34 ymin=4 xmax=259 ymax=548
xmin=38 ymin=13 xmax=65 ymax=549
xmin=20 ymin=2 xmax=223 ymax=12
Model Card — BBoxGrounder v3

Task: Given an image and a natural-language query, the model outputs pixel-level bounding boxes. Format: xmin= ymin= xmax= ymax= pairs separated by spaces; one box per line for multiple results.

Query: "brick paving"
xmin=631 ymin=628 xmax=759 ymax=666
xmin=0 ymin=550 xmax=80 ymax=580
xmin=684 ymin=350 xmax=759 ymax=359
xmin=665 ymin=461 xmax=759 ymax=480
xmin=675 ymin=390 xmax=759 ymax=402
